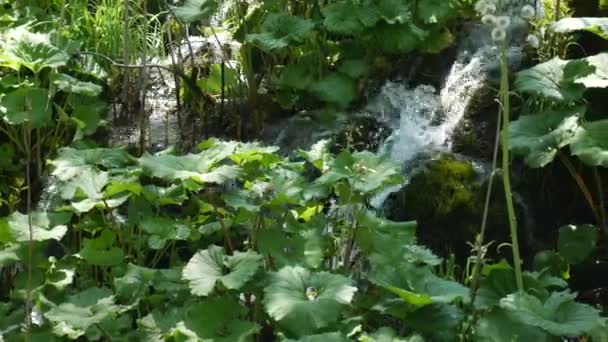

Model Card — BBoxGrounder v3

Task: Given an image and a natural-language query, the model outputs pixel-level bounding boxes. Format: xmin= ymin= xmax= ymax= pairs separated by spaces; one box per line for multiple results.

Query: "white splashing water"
xmin=369 ymin=48 xmax=490 ymax=207
xmin=382 ymin=51 xmax=487 ymax=166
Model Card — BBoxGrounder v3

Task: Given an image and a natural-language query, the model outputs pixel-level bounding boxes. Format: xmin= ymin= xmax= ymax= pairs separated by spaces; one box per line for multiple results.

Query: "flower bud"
xmin=526 ymin=34 xmax=540 ymax=48
xmin=482 ymin=14 xmax=497 ymax=26
xmin=520 ymin=5 xmax=535 ymax=19
xmin=495 ymin=16 xmax=511 ymax=29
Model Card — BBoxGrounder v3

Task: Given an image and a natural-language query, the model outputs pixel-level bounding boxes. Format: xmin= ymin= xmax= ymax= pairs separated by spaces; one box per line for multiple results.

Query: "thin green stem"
xmin=500 ymin=46 xmax=523 ymax=291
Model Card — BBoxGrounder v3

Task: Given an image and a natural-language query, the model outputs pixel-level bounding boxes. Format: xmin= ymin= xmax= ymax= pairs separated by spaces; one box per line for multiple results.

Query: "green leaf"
xmin=171 ymin=0 xmax=218 ymax=23
xmin=311 ymin=73 xmax=356 ymax=108
xmin=515 ymin=57 xmax=591 ymax=102
xmin=370 ymin=255 xmax=469 ymax=306
xmin=0 ymin=26 xmax=70 ymax=73
xmin=557 ymin=224 xmax=597 ymax=264
xmin=284 ymin=332 xmax=349 ymax=342
xmin=372 ymin=23 xmax=427 ymax=54
xmin=263 ymin=266 xmax=357 ymax=337
xmin=139 ymin=153 xmax=241 ymax=184
xmin=475 ymin=308 xmax=552 ymax=342
xmin=50 ymin=73 xmax=103 ymax=97
xmin=322 ymin=2 xmax=374 ymax=35
xmin=552 ymin=17 xmax=608 ymax=40
xmin=500 ymin=291 xmax=601 ymax=337
xmin=137 ymin=308 xmax=184 ymax=341
xmin=70 ymin=95 xmax=106 ymax=136
xmin=0 ymin=244 xmax=21 ymax=266
xmin=183 ymin=296 xmax=260 ymax=341
xmin=405 ymin=304 xmax=463 ymax=341
xmin=183 ymin=245 xmax=263 ymax=296
xmin=44 ymin=287 xmax=120 ymax=339
xmin=79 ymin=229 xmax=124 ymax=266
xmin=575 ymin=53 xmax=608 ymax=88
xmin=246 ymin=14 xmax=314 ymax=51
xmin=339 ymin=59 xmax=369 ymax=79
xmin=1 ymin=87 xmax=52 ymax=128
xmin=417 ymin=0 xmax=455 ymax=24
xmin=360 ymin=327 xmax=423 ymax=342
xmin=197 ymin=63 xmax=239 ymax=94
xmin=140 ymin=216 xmax=191 ymax=250
xmin=570 ymin=119 xmax=608 ymax=167
xmin=508 ymin=106 xmax=584 ymax=168
xmin=355 ymin=211 xmax=416 ymax=258
xmin=0 ymin=211 xmax=67 ymax=243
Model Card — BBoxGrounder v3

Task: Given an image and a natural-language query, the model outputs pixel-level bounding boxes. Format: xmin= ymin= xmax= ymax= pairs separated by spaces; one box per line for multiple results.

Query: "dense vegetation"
xmin=0 ymin=0 xmax=607 ymax=340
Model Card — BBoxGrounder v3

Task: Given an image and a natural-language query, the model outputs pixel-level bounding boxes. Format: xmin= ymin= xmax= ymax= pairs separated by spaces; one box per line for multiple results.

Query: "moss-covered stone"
xmin=330 ymin=116 xmax=391 ymax=153
xmin=385 ymin=155 xmax=481 ymax=260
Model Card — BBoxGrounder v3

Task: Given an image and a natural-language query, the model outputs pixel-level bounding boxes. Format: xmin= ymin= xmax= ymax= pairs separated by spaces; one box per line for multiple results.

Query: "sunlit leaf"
xmin=552 ymin=17 xmax=608 ymax=40
xmin=0 ymin=87 xmax=52 ymax=128
xmin=172 ymin=0 xmax=218 ymax=23
xmin=264 ymin=266 xmax=357 ymax=337
xmin=0 ymin=26 xmax=69 ymax=73
xmin=246 ymin=13 xmax=314 ymax=51
xmin=0 ymin=211 xmax=67 ymax=243
xmin=570 ymin=119 xmax=608 ymax=167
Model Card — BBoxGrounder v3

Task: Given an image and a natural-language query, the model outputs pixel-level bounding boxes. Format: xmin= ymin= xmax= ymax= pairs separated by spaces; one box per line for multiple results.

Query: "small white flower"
xmin=481 ymin=3 xmax=497 ymax=15
xmin=520 ymin=4 xmax=536 ymax=19
xmin=526 ymin=34 xmax=540 ymax=48
xmin=475 ymin=0 xmax=489 ymax=13
xmin=495 ymin=16 xmax=511 ymax=29
xmin=492 ymin=28 xmax=507 ymax=42
xmin=482 ymin=14 xmax=497 ymax=26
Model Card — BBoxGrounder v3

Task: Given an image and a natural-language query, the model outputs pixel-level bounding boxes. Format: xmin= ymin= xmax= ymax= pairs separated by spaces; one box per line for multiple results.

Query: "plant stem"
xmin=499 ymin=47 xmax=523 ymax=291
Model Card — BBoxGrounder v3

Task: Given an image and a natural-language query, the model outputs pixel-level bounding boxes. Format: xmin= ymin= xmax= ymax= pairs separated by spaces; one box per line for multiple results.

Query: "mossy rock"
xmin=385 ymin=155 xmax=482 ymax=260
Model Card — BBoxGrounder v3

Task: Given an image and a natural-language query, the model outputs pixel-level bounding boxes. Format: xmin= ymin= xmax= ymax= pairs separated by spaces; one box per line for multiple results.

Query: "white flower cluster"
xmin=475 ymin=0 xmax=539 ymax=47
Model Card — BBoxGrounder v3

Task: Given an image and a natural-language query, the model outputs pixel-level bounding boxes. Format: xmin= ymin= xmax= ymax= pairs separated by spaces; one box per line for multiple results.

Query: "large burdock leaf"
xmin=139 ymin=153 xmax=241 ymax=184
xmin=500 ymin=291 xmax=600 ymax=337
xmin=552 ymin=17 xmax=608 ymax=40
xmin=171 ymin=0 xmax=218 ymax=23
xmin=183 ymin=245 xmax=262 ymax=296
xmin=316 ymin=150 xmax=403 ymax=195
xmin=372 ymin=23 xmax=427 ymax=54
xmin=570 ymin=119 xmax=608 ymax=167
xmin=508 ymin=106 xmax=584 ymax=168
xmin=311 ymin=73 xmax=356 ymax=108
xmin=44 ymin=287 xmax=120 ymax=339
xmin=263 ymin=266 xmax=357 ymax=337
xmin=322 ymin=2 xmax=375 ymax=34
xmin=0 ymin=87 xmax=52 ymax=128
xmin=246 ymin=14 xmax=314 ymax=51
xmin=0 ymin=211 xmax=67 ymax=243
xmin=475 ymin=308 xmax=551 ymax=342
xmin=575 ymin=53 xmax=608 ymax=88
xmin=140 ymin=216 xmax=191 ymax=250
xmin=0 ymin=26 xmax=69 ymax=73
xmin=79 ymin=229 xmax=124 ymax=266
xmin=417 ymin=0 xmax=455 ymax=24
xmin=182 ymin=296 xmax=260 ymax=342
xmin=515 ymin=57 xmax=592 ymax=102
xmin=51 ymin=73 xmax=103 ymax=97
xmin=557 ymin=224 xmax=598 ymax=264
xmin=284 ymin=332 xmax=349 ymax=342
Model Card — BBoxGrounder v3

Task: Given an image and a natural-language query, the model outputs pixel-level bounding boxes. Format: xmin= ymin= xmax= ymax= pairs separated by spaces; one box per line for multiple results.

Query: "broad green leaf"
xmin=475 ymin=308 xmax=551 ymax=341
xmin=183 ymin=245 xmax=262 ymax=296
xmin=0 ymin=211 xmax=67 ymax=243
xmin=70 ymin=95 xmax=106 ymax=136
xmin=137 ymin=308 xmax=184 ymax=341
xmin=263 ymin=266 xmax=357 ymax=337
xmin=369 ymin=255 xmax=469 ymax=306
xmin=557 ymin=224 xmax=597 ymax=264
xmin=139 ymin=153 xmax=241 ymax=184
xmin=114 ymin=263 xmax=157 ymax=299
xmin=79 ymin=229 xmax=124 ymax=266
xmin=405 ymin=304 xmax=463 ymax=341
xmin=0 ymin=26 xmax=69 ymax=73
xmin=1 ymin=87 xmax=51 ymax=128
xmin=508 ymin=106 xmax=584 ymax=168
xmin=372 ymin=23 xmax=427 ymax=54
xmin=197 ymin=63 xmax=239 ymax=94
xmin=284 ymin=332 xmax=349 ymax=342
xmin=355 ymin=211 xmax=416 ymax=258
xmin=140 ymin=216 xmax=191 ymax=250
xmin=575 ymin=53 xmax=608 ymax=88
xmin=246 ymin=14 xmax=314 ymax=51
xmin=339 ymin=59 xmax=369 ymax=79
xmin=0 ymin=244 xmax=21 ymax=266
xmin=360 ymin=327 xmax=424 ymax=342
xmin=322 ymin=2 xmax=376 ymax=34
xmin=277 ymin=64 xmax=315 ymax=91
xmin=515 ymin=57 xmax=592 ymax=102
xmin=552 ymin=17 xmax=608 ymax=40
xmin=171 ymin=0 xmax=218 ymax=23
xmin=570 ymin=119 xmax=608 ymax=167
xmin=44 ymin=287 xmax=120 ymax=339
xmin=417 ymin=0 xmax=455 ymax=24
xmin=312 ymin=73 xmax=356 ymax=108
xmin=50 ymin=73 xmax=103 ymax=97
xmin=183 ymin=296 xmax=260 ymax=341
xmin=500 ymin=291 xmax=601 ymax=337
xmin=533 ymin=250 xmax=570 ymax=279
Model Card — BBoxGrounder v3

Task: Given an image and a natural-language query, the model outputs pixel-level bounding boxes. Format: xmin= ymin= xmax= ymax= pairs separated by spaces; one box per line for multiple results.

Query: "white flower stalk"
xmin=492 ymin=28 xmax=506 ymax=42
xmin=495 ymin=16 xmax=511 ymax=29
xmin=482 ymin=14 xmax=497 ymax=26
xmin=526 ymin=34 xmax=540 ymax=48
xmin=520 ymin=4 xmax=535 ymax=19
